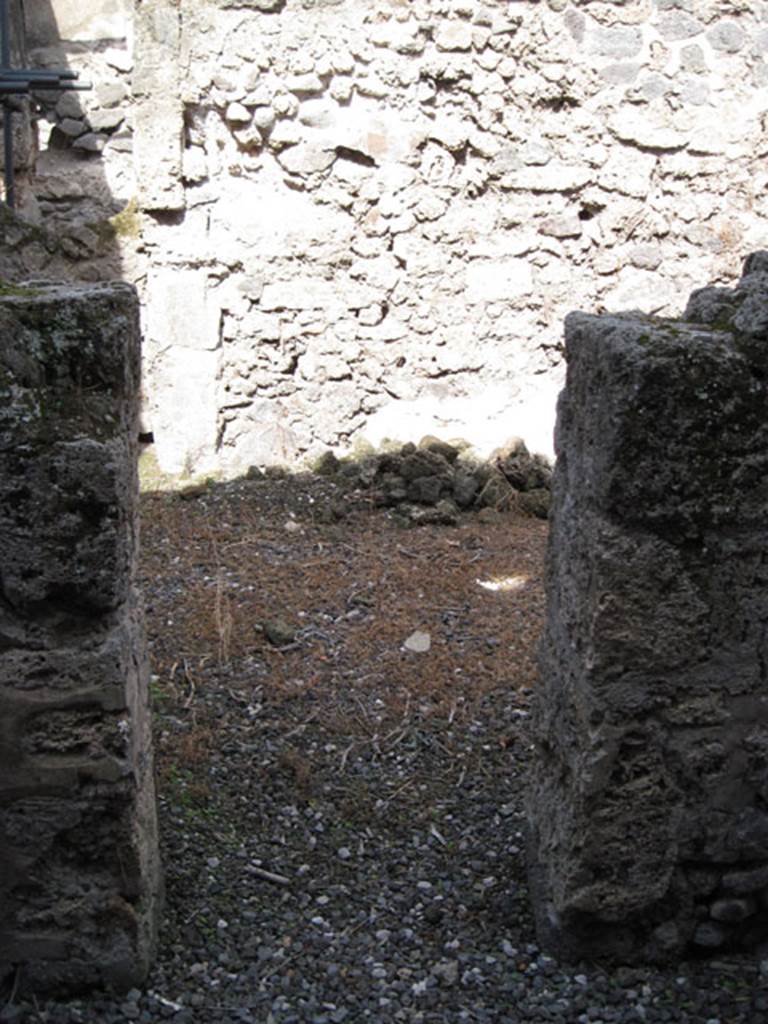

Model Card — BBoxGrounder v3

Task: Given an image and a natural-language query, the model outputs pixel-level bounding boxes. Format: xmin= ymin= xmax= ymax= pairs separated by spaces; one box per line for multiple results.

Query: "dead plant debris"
xmin=139 ymin=472 xmax=548 ymax=788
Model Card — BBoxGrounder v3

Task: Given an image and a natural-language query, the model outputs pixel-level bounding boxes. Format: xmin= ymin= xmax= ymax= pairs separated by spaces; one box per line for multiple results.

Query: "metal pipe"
xmin=0 ymin=2 xmax=93 ymax=209
xmin=0 ymin=81 xmax=93 ymax=93
xmin=0 ymin=0 xmax=9 ymax=65
xmin=0 ymin=0 xmax=14 ymax=208
xmin=2 ymin=69 xmax=79 ymax=80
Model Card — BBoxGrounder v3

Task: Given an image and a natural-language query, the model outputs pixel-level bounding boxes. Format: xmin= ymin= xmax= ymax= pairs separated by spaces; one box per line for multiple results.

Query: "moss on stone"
xmin=709 ymin=312 xmax=736 ymax=333
xmin=89 ymin=199 xmax=142 ymax=245
xmin=0 ymin=280 xmax=42 ymax=298
xmin=110 ymin=199 xmax=142 ymax=239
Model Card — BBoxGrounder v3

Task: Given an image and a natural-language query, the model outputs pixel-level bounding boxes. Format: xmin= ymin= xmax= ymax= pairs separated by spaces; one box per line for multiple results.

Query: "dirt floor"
xmin=12 ymin=469 xmax=767 ymax=1021
xmin=140 ymin=469 xmax=549 ymax=795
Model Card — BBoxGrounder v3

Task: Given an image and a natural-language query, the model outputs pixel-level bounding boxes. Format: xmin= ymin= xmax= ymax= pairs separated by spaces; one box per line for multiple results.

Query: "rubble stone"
xmin=0 ymin=283 xmax=161 ymax=995
xmin=528 ymin=253 xmax=768 ymax=962
xmin=17 ymin=2 xmax=768 ymax=478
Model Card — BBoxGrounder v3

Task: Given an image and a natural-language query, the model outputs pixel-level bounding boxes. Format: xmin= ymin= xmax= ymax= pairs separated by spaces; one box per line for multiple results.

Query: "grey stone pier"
xmin=0 ymin=283 xmax=161 ymax=994
xmin=528 ymin=253 xmax=768 ymax=962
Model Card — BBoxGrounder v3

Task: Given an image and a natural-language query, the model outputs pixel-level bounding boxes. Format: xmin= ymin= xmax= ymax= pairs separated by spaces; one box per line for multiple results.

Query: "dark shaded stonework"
xmin=527 ymin=252 xmax=768 ymax=962
xmin=0 ymin=283 xmax=161 ymax=994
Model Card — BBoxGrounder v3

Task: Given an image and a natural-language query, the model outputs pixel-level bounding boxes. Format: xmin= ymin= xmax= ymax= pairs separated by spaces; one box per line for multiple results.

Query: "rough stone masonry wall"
xmin=0 ymin=283 xmax=161 ymax=994
xmin=5 ymin=0 xmax=134 ymax=283
xmin=136 ymin=0 xmax=768 ymax=476
xmin=527 ymin=252 xmax=768 ymax=963
xmin=24 ymin=0 xmax=768 ymax=477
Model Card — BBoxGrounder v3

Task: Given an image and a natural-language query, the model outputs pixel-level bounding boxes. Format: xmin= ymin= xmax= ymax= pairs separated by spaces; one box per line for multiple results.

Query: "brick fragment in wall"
xmin=527 ymin=253 xmax=768 ymax=963
xmin=0 ymin=283 xmax=161 ymax=995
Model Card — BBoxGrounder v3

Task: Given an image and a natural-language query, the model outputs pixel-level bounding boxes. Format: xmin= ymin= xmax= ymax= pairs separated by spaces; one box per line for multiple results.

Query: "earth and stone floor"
xmin=4 ymin=469 xmax=768 ymax=1023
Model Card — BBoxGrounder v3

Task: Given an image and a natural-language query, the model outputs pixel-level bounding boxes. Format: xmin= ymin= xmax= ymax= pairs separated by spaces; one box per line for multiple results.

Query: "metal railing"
xmin=0 ymin=0 xmax=91 ymax=208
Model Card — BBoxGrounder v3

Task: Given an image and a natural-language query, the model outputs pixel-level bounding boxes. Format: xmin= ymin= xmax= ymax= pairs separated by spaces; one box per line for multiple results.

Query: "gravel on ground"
xmin=4 ymin=471 xmax=768 ymax=1024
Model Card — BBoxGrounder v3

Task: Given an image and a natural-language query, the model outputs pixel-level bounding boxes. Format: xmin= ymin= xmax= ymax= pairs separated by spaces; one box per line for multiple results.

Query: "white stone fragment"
xmin=435 ymin=20 xmax=474 ymax=52
xmin=332 ymin=50 xmax=355 ymax=74
xmin=286 ymin=73 xmax=324 ymax=95
xmin=608 ymin=111 xmax=689 ymax=150
xmin=429 ymin=115 xmax=471 ymax=151
xmin=501 ymin=164 xmax=591 ymax=193
xmin=225 ymin=101 xmax=251 ymax=125
xmin=277 ymin=142 xmax=336 ymax=176
xmin=404 ymin=631 xmax=431 ymax=653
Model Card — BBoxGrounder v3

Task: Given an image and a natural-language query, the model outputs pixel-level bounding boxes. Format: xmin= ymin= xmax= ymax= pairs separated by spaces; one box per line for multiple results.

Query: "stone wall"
xmin=24 ymin=0 xmax=768 ymax=477
xmin=0 ymin=282 xmax=161 ymax=994
xmin=527 ymin=252 xmax=768 ymax=962
xmin=5 ymin=0 xmax=133 ymax=281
